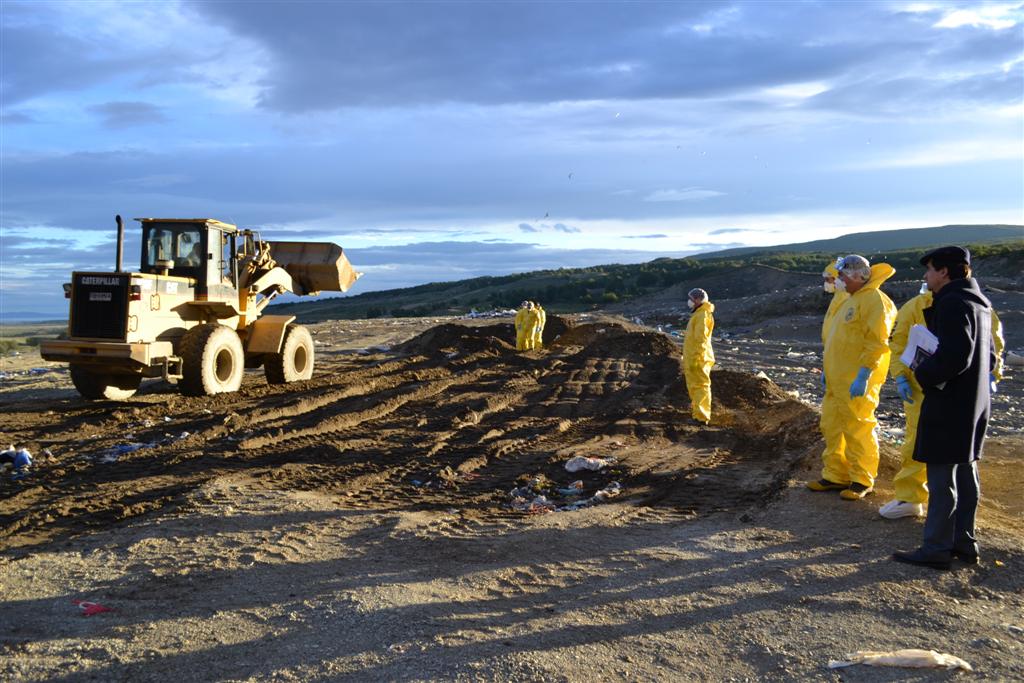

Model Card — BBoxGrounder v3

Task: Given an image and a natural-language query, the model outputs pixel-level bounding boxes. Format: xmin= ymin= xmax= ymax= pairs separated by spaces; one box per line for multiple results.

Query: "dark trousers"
xmin=922 ymin=462 xmax=980 ymax=557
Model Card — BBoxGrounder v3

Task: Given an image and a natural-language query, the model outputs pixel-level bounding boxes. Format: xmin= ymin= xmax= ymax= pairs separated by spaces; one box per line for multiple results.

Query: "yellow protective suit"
xmin=523 ymin=307 xmax=541 ymax=350
xmin=683 ymin=301 xmax=715 ymax=423
xmin=819 ymin=263 xmax=897 ymax=488
xmin=514 ymin=308 xmax=529 ymax=350
xmin=533 ymin=305 xmax=546 ymax=349
xmin=888 ymin=293 xmax=1005 ymax=503
xmin=820 ymin=261 xmax=851 ymax=471
xmin=993 ymin=309 xmax=1005 ymax=382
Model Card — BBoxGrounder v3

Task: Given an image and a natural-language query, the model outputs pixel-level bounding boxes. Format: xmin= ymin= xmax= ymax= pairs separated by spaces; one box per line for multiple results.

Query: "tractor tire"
xmin=179 ymin=323 xmax=245 ymax=396
xmin=265 ymin=324 xmax=314 ymax=384
xmin=69 ymin=364 xmax=142 ymax=400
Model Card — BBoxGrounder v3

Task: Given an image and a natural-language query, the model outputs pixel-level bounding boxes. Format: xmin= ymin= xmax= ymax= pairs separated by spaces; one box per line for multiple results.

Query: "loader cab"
xmin=138 ymin=219 xmax=238 ymax=296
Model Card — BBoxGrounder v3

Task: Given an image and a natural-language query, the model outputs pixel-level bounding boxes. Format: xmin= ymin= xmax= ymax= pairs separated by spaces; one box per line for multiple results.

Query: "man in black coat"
xmin=893 ymin=246 xmax=994 ymax=571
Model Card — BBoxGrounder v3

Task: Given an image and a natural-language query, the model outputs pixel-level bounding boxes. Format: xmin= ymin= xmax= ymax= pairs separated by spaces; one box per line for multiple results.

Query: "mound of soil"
xmin=1 ymin=320 xmax=818 ymax=555
xmin=542 ymin=314 xmax=573 ymax=345
xmin=711 ymin=368 xmax=794 ymax=410
xmin=394 ymin=323 xmax=515 ymax=355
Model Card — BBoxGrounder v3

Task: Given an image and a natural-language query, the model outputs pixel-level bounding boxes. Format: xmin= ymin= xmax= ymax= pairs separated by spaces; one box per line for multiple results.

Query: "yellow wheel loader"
xmin=41 ymin=216 xmax=361 ymax=399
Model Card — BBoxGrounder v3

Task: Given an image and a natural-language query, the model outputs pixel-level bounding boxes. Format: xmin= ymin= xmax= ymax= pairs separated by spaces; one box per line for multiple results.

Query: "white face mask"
xmin=835 ymin=278 xmax=848 ymax=293
xmin=687 ymin=300 xmax=696 ymax=311
xmin=823 ymin=280 xmax=836 ymax=293
xmin=919 ymin=282 xmax=930 ymax=295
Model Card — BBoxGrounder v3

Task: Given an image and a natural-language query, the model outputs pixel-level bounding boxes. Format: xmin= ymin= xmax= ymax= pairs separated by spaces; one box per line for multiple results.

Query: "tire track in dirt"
xmin=1 ymin=321 xmax=820 ymax=554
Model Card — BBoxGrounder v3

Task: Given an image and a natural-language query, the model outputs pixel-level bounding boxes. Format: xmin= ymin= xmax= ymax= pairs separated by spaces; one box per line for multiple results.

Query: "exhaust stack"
xmin=115 ymin=215 xmax=124 ymax=272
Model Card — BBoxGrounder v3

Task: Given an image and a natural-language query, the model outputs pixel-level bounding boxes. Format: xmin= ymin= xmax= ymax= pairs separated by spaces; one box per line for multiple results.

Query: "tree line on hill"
xmin=275 ymin=241 xmax=1024 ymax=322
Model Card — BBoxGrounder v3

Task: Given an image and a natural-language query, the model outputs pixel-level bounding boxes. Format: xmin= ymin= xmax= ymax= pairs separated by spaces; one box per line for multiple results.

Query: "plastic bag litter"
xmin=828 ymin=649 xmax=972 ymax=671
xmin=754 ymin=371 xmax=770 ymax=380
xmin=565 ymin=456 xmax=615 ymax=472
xmin=2 ymin=446 xmax=32 ymax=479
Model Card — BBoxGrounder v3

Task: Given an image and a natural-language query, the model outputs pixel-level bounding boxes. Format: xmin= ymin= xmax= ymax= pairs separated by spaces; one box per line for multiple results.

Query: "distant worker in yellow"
xmin=683 ymin=288 xmax=715 ymax=425
xmin=532 ymin=302 xmax=547 ymax=349
xmin=881 ymin=283 xmax=1007 ymax=519
xmin=523 ymin=302 xmax=541 ymax=350
xmin=819 ymin=257 xmax=851 ymax=474
xmin=514 ymin=301 xmax=532 ymax=350
xmin=808 ymin=255 xmax=897 ymax=500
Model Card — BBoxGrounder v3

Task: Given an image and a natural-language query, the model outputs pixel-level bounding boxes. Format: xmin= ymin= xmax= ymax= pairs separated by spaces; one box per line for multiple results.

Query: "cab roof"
xmin=135 ymin=218 xmax=238 ymax=233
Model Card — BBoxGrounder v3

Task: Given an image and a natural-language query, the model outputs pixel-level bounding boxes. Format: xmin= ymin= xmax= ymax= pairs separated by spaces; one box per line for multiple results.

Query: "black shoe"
xmin=893 ymin=549 xmax=951 ymax=571
xmin=952 ymin=549 xmax=980 ymax=565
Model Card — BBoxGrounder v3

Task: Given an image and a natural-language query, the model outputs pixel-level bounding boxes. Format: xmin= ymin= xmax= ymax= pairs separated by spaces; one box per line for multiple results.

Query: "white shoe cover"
xmin=879 ymin=499 xmax=924 ymax=519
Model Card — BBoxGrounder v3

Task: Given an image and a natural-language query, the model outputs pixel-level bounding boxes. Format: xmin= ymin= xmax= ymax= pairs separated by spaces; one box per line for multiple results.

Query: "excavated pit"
xmin=1 ymin=321 xmax=820 ymax=553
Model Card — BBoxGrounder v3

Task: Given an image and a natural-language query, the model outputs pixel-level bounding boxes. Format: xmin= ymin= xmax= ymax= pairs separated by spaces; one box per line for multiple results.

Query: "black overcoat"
xmin=913 ymin=278 xmax=993 ymax=464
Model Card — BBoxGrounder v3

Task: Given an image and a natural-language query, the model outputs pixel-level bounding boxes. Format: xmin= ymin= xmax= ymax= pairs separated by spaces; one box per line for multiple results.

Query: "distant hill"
xmin=271 ymin=224 xmax=1024 ymax=322
xmin=701 ymin=224 xmax=1023 ymax=259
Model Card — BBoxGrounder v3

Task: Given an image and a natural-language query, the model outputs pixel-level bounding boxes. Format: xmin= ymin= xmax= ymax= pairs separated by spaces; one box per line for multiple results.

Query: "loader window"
xmin=145 ymin=228 xmax=175 ymax=265
xmin=141 ymin=224 xmax=204 ymax=280
xmin=176 ymin=230 xmax=203 ymax=268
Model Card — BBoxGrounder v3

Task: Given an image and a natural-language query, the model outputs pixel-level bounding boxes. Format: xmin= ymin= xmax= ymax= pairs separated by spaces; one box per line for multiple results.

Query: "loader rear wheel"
xmin=265 ymin=324 xmax=314 ymax=384
xmin=69 ymin=365 xmax=142 ymax=401
xmin=179 ymin=323 xmax=244 ymax=396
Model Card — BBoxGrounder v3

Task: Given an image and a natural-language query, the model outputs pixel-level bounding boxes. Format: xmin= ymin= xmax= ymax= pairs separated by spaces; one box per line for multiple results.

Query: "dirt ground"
xmin=1 ymin=315 xmax=1022 ymax=682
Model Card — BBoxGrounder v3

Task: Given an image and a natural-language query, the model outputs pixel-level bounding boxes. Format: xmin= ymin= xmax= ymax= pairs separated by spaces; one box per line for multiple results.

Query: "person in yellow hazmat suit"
xmin=881 ymin=284 xmax=1007 ymax=519
xmin=532 ymin=303 xmax=546 ymax=349
xmin=808 ymin=255 xmax=897 ymax=500
xmin=683 ymin=288 xmax=715 ymax=425
xmin=523 ymin=302 xmax=541 ymax=350
xmin=514 ymin=301 xmax=531 ymax=350
xmin=819 ymin=257 xmax=851 ymax=475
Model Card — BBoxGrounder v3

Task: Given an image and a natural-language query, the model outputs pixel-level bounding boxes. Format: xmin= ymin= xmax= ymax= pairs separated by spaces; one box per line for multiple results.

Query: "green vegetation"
xmin=271 ymin=237 xmax=1024 ymax=323
xmin=0 ymin=323 xmax=63 ymax=355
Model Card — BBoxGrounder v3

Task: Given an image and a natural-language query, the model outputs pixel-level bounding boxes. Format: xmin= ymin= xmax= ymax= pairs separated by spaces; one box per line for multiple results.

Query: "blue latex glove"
xmin=990 ymin=373 xmax=998 ymax=394
xmin=895 ymin=375 xmax=914 ymax=404
xmin=849 ymin=366 xmax=871 ymax=399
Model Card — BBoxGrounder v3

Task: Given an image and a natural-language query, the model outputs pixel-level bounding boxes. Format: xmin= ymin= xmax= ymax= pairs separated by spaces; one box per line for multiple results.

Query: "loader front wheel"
xmin=179 ymin=323 xmax=244 ymax=396
xmin=265 ymin=324 xmax=314 ymax=384
xmin=69 ymin=365 xmax=142 ymax=401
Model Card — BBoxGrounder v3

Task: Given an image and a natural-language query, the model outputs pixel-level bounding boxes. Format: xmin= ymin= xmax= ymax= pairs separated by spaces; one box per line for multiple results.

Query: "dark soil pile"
xmin=394 ymin=323 xmax=515 ymax=356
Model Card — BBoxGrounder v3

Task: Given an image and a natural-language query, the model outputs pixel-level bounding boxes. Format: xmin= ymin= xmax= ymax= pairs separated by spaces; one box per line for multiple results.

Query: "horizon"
xmin=2 ymin=1 xmax=1023 ymax=318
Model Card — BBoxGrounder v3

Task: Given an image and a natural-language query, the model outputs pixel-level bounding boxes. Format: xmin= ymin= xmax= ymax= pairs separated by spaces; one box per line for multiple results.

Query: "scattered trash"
xmin=72 ymin=599 xmax=116 ymax=617
xmin=163 ymin=416 xmax=172 ymax=422
xmin=754 ymin=371 xmax=770 ymax=380
xmin=1 ymin=446 xmax=33 ymax=479
xmin=828 ymin=649 xmax=972 ymax=671
xmin=565 ymin=456 xmax=615 ymax=472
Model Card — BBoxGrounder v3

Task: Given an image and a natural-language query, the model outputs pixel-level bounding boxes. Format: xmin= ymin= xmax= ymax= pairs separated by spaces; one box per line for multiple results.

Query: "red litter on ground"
xmin=72 ymin=599 xmax=115 ymax=616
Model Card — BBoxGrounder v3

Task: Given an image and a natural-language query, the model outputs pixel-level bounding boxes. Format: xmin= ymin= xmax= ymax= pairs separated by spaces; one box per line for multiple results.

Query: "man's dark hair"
xmin=946 ymin=262 xmax=970 ymax=280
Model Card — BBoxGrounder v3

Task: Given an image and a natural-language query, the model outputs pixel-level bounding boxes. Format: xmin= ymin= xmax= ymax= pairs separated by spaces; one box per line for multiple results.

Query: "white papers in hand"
xmin=901 ymin=324 xmax=939 ymax=370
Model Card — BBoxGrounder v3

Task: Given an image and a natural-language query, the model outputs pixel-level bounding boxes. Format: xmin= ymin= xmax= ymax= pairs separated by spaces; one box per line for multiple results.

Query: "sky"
xmin=2 ymin=0 xmax=1023 ymax=318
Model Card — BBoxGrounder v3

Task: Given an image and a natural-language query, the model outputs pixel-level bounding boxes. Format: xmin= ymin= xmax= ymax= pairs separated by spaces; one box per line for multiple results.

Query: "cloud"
xmin=1 ymin=111 xmax=35 ymax=125
xmin=519 ymin=222 xmax=582 ymax=234
xmin=840 ymin=138 xmax=1023 ymax=170
xmin=644 ymin=188 xmax=726 ymax=202
xmin=689 ymin=241 xmax=747 ymax=251
xmin=623 ymin=234 xmax=668 ymax=239
xmin=192 ymin=2 xmax=876 ymax=111
xmin=709 ymin=227 xmax=761 ymax=234
xmin=934 ymin=7 xmax=1022 ymax=30
xmin=88 ymin=101 xmax=167 ymax=128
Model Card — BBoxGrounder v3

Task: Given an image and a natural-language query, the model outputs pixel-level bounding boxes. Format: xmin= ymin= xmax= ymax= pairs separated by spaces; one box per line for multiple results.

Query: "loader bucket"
xmin=266 ymin=241 xmax=362 ymax=295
